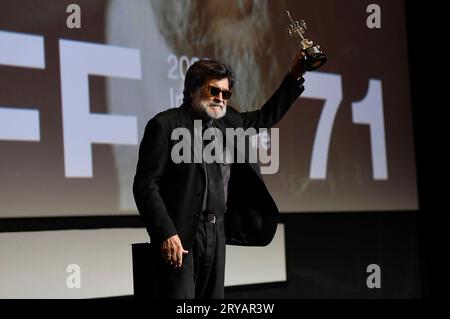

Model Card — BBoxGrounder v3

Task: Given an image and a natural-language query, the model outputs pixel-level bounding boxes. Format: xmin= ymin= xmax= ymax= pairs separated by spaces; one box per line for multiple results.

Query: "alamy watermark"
xmin=366 ymin=264 xmax=381 ymax=289
xmin=66 ymin=263 xmax=81 ymax=289
xmin=170 ymin=120 xmax=279 ymax=174
xmin=66 ymin=4 xmax=81 ymax=29
xmin=366 ymin=4 xmax=381 ymax=29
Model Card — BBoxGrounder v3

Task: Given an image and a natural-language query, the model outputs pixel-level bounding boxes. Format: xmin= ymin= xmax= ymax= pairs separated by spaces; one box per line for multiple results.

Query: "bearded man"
xmin=133 ymin=53 xmax=306 ymax=299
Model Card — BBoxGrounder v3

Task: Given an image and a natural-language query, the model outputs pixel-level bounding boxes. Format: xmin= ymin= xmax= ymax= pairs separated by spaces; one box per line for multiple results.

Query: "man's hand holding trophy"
xmin=286 ymin=10 xmax=327 ymax=73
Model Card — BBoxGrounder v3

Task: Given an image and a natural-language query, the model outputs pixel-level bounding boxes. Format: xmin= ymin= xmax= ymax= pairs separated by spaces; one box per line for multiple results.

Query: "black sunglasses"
xmin=207 ymin=85 xmax=232 ymax=100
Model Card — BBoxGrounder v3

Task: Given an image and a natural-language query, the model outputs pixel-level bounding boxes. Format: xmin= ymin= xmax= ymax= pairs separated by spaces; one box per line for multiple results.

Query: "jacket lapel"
xmin=179 ymin=103 xmax=207 ymax=181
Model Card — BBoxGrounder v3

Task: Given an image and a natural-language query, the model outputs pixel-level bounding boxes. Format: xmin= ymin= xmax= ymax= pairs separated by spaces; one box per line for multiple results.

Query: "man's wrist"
xmin=288 ymin=68 xmax=305 ymax=80
xmin=287 ymin=71 xmax=305 ymax=84
xmin=296 ymin=71 xmax=305 ymax=81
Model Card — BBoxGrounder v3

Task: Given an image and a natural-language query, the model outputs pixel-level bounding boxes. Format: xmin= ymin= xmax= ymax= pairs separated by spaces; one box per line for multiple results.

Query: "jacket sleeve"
xmin=133 ymin=117 xmax=178 ymax=244
xmin=240 ymin=73 xmax=305 ymax=130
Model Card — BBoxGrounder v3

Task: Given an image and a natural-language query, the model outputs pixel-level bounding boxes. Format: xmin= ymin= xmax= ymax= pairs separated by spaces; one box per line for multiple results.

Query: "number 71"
xmin=302 ymin=72 xmax=387 ymax=180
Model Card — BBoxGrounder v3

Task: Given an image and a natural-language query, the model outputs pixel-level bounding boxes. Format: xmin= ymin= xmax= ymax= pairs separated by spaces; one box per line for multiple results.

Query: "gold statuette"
xmin=286 ymin=11 xmax=327 ymax=71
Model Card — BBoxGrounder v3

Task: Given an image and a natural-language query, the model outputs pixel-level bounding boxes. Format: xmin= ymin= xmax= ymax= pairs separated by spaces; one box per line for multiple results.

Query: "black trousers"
xmin=149 ymin=217 xmax=226 ymax=299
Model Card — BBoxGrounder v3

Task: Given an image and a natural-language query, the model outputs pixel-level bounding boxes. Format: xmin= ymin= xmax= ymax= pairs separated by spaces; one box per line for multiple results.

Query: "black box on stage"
xmin=131 ymin=242 xmax=155 ymax=297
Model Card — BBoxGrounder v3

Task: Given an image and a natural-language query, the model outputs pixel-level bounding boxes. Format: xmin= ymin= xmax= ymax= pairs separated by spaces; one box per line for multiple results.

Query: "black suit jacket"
xmin=133 ymin=74 xmax=305 ymax=249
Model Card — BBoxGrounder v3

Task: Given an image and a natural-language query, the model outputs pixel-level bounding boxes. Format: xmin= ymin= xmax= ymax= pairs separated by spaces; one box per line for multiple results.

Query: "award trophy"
xmin=286 ymin=11 xmax=327 ymax=71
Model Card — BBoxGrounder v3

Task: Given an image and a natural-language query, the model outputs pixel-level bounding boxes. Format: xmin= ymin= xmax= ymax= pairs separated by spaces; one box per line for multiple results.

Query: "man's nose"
xmin=214 ymin=94 xmax=225 ymax=103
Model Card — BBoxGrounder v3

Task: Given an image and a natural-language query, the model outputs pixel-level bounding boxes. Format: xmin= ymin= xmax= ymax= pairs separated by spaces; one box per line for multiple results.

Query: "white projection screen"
xmin=0 ymin=0 xmax=417 ymax=218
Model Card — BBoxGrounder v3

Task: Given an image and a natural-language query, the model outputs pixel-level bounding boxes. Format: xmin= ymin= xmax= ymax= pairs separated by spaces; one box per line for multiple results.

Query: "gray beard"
xmin=194 ymin=101 xmax=227 ymax=120
xmin=150 ymin=0 xmax=278 ymax=112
